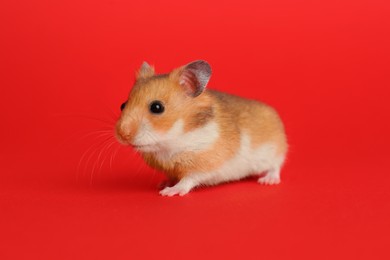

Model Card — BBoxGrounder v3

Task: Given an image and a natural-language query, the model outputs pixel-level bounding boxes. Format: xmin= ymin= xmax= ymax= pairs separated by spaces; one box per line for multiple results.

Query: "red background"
xmin=1 ymin=0 xmax=390 ymax=259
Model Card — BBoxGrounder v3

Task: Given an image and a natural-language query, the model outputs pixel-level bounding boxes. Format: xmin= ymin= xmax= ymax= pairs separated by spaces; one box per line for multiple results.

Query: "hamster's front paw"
xmin=159 ymin=186 xmax=189 ymax=196
xmin=159 ymin=178 xmax=195 ymax=197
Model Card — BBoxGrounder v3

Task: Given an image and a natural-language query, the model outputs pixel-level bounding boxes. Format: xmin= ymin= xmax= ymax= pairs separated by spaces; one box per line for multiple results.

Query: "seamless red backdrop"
xmin=1 ymin=0 xmax=390 ymax=259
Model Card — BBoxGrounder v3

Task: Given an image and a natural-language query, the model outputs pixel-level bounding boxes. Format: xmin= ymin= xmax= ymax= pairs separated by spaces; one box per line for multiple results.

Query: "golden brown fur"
xmin=116 ymin=62 xmax=287 ymax=183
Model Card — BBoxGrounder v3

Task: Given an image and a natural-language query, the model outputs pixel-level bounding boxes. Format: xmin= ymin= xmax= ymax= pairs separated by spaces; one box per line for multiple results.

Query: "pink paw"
xmin=159 ymin=186 xmax=190 ymax=197
xmin=258 ymin=175 xmax=281 ymax=185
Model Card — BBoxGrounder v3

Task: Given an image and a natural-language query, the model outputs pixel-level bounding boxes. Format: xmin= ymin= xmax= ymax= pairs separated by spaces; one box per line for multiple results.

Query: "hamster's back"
xmin=207 ymin=89 xmax=287 ymax=155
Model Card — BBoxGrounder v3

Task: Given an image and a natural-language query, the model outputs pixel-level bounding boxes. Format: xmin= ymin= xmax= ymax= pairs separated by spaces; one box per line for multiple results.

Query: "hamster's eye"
xmin=149 ymin=100 xmax=165 ymax=114
xmin=120 ymin=101 xmax=127 ymax=111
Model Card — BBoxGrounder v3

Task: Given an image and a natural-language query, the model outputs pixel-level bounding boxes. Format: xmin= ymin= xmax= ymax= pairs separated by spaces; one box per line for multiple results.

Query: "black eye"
xmin=120 ymin=101 xmax=127 ymax=111
xmin=149 ymin=100 xmax=165 ymax=114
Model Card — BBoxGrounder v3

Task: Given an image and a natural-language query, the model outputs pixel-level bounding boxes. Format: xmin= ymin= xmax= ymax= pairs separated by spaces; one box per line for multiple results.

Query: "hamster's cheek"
xmin=132 ymin=119 xmax=154 ymax=145
xmin=137 ymin=119 xmax=185 ymax=151
xmin=134 ymin=117 xmax=220 ymax=155
xmin=160 ymin=119 xmax=220 ymax=154
xmin=152 ymin=119 xmax=186 ymax=151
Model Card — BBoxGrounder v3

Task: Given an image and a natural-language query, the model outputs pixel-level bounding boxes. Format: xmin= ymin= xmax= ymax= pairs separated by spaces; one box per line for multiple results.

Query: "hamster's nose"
xmin=115 ymin=120 xmax=135 ymax=145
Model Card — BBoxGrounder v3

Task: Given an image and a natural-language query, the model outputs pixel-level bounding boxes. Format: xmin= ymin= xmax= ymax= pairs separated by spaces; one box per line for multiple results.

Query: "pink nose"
xmin=115 ymin=120 xmax=134 ymax=145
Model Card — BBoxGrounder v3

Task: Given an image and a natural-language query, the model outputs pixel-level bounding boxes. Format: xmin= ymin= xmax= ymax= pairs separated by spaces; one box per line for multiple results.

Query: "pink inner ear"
xmin=179 ymin=70 xmax=199 ymax=96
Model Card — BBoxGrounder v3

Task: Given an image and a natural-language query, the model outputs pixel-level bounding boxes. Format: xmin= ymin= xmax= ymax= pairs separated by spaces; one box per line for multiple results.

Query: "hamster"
xmin=115 ymin=60 xmax=288 ymax=196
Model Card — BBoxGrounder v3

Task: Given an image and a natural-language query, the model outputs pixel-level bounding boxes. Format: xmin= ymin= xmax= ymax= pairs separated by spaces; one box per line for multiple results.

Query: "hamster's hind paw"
xmin=258 ymin=176 xmax=280 ymax=185
xmin=258 ymin=169 xmax=281 ymax=185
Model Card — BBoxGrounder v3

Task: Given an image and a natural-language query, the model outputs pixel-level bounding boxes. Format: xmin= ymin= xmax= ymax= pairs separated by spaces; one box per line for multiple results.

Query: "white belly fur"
xmin=190 ymin=132 xmax=285 ymax=186
xmin=159 ymin=132 xmax=286 ymax=196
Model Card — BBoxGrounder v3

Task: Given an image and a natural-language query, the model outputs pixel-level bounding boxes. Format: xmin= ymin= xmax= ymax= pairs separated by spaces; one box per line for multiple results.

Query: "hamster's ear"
xmin=178 ymin=60 xmax=212 ymax=97
xmin=136 ymin=61 xmax=155 ymax=79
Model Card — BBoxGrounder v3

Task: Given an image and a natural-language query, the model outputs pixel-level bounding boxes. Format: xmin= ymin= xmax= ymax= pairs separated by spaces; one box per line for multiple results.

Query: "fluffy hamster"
xmin=115 ymin=60 xmax=288 ymax=196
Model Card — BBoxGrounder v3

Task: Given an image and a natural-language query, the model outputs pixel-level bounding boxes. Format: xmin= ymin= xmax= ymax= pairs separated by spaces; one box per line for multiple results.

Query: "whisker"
xmin=89 ymin=136 xmax=116 ymax=184
xmin=95 ymin=140 xmax=119 ymax=181
xmin=76 ymin=135 xmax=114 ymax=182
xmin=102 ymin=103 xmax=120 ymax=122
xmin=109 ymin=145 xmax=122 ymax=176
xmin=58 ymin=129 xmax=114 ymax=151
xmin=52 ymin=113 xmax=117 ymax=126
